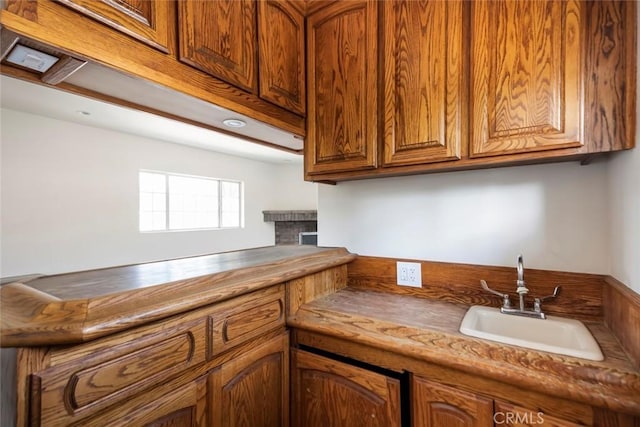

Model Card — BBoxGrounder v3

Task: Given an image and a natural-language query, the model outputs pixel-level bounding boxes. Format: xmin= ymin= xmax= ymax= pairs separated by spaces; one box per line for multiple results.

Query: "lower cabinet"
xmin=291 ymin=343 xmax=592 ymax=427
xmin=413 ymin=376 xmax=585 ymax=427
xmin=108 ymin=374 xmax=209 ymax=427
xmin=291 ymin=348 xmax=402 ymax=427
xmin=18 ymin=286 xmax=289 ymax=426
xmin=412 ymin=376 xmax=493 ymax=427
xmin=210 ymin=332 xmax=289 ymax=427
xmin=493 ymin=401 xmax=583 ymax=427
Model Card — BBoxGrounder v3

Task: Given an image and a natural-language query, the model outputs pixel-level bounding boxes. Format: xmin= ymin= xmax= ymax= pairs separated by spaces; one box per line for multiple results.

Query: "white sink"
xmin=459 ymin=306 xmax=604 ymax=361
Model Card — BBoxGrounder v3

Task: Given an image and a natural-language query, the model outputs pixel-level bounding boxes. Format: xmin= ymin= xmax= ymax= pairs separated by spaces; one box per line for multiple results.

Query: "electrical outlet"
xmin=397 ymin=261 xmax=422 ymax=287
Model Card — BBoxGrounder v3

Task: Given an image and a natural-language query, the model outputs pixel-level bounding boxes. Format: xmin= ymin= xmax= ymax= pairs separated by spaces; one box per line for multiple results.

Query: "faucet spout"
xmin=515 ymin=254 xmax=528 ymax=311
xmin=516 ymin=254 xmax=525 ymax=286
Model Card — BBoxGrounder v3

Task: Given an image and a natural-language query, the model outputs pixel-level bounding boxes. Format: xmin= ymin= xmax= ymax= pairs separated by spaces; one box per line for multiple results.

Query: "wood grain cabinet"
xmin=304 ymin=0 xmax=635 ymax=182
xmin=178 ymin=0 xmax=306 ymax=115
xmin=210 ymin=332 xmax=289 ymax=427
xmin=381 ymin=0 xmax=464 ymax=167
xmin=412 ymin=377 xmax=587 ymax=427
xmin=15 ymin=286 xmax=288 ymax=426
xmin=494 ymin=401 xmax=583 ymax=427
xmin=470 ymin=0 xmax=584 ymax=158
xmin=179 ymin=0 xmax=258 ymax=93
xmin=54 ymin=0 xmax=175 ymax=53
xmin=258 ymin=0 xmax=306 ymax=115
xmin=291 ymin=348 xmax=402 ymax=427
xmin=305 ymin=0 xmax=379 ymax=175
xmin=412 ymin=376 xmax=493 ymax=427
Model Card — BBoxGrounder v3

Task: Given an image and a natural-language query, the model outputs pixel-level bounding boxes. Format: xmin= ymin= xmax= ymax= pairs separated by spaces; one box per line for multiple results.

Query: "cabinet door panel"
xmin=382 ymin=0 xmax=463 ymax=166
xmin=82 ymin=374 xmax=209 ymax=427
xmin=494 ymin=401 xmax=584 ymax=427
xmin=412 ymin=376 xmax=493 ymax=427
xmin=210 ymin=332 xmax=289 ymax=427
xmin=258 ymin=0 xmax=306 ymax=115
xmin=471 ymin=0 xmax=584 ymax=157
xmin=179 ymin=0 xmax=257 ymax=93
xmin=306 ymin=0 xmax=378 ymax=174
xmin=55 ymin=0 xmax=173 ymax=53
xmin=292 ymin=349 xmax=401 ymax=427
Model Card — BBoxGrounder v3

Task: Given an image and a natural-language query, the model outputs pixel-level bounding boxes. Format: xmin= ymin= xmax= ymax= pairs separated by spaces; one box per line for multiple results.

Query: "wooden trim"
xmin=604 ymin=276 xmax=640 ymax=369
xmin=286 ymin=265 xmax=347 ymax=316
xmin=40 ymin=54 xmax=86 ymax=84
xmin=0 ymin=64 xmax=304 ymax=155
xmin=304 ymin=0 xmax=337 ymax=16
xmin=347 ymin=255 xmax=606 ymax=320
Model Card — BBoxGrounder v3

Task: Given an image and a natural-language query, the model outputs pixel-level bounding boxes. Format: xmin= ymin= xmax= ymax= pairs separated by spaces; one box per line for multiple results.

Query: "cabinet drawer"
xmin=208 ymin=285 xmax=285 ymax=358
xmin=31 ymin=314 xmax=208 ymax=426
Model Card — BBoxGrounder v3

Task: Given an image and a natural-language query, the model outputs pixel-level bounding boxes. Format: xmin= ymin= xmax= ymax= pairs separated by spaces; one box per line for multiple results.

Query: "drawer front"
xmin=208 ymin=285 xmax=285 ymax=358
xmin=32 ymin=315 xmax=207 ymax=426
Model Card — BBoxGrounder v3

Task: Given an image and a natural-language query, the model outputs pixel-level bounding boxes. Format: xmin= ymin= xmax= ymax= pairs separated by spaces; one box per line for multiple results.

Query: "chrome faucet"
xmin=515 ymin=255 xmax=528 ymax=311
xmin=480 ymin=254 xmax=561 ymax=319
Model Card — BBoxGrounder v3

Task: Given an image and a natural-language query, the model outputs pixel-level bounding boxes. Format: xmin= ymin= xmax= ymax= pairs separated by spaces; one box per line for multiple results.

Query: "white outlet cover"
xmin=397 ymin=261 xmax=422 ymax=287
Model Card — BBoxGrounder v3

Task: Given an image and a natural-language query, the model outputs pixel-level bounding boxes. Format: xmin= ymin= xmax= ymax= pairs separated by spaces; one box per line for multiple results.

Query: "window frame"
xmin=139 ymin=170 xmax=244 ymax=232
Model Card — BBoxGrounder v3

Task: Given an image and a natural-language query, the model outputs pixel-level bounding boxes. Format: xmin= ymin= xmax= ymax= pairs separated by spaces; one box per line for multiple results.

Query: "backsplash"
xmin=263 ymin=211 xmax=317 ymax=245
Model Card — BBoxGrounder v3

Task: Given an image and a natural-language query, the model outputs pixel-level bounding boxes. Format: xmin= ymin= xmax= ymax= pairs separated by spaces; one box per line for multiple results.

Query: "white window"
xmin=139 ymin=171 xmax=243 ymax=232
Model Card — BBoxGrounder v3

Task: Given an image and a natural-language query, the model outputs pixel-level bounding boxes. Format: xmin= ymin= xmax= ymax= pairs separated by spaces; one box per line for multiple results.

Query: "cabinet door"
xmin=382 ymin=0 xmax=463 ymax=166
xmin=470 ymin=0 xmax=584 ymax=157
xmin=412 ymin=376 xmax=493 ymax=427
xmin=81 ymin=374 xmax=209 ymax=427
xmin=291 ymin=348 xmax=401 ymax=427
xmin=54 ymin=0 xmax=174 ymax=53
xmin=179 ymin=0 xmax=258 ymax=93
xmin=494 ymin=401 xmax=584 ymax=427
xmin=210 ymin=332 xmax=289 ymax=427
xmin=258 ymin=0 xmax=306 ymax=115
xmin=306 ymin=0 xmax=378 ymax=175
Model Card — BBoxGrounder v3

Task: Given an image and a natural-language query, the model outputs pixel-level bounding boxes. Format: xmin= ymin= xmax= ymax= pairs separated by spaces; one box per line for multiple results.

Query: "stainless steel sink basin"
xmin=459 ymin=306 xmax=604 ymax=361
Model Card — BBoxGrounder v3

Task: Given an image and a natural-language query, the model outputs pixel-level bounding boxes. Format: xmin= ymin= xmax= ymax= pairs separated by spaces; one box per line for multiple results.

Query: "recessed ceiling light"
xmin=76 ymin=110 xmax=91 ymax=116
xmin=222 ymin=118 xmax=246 ymax=128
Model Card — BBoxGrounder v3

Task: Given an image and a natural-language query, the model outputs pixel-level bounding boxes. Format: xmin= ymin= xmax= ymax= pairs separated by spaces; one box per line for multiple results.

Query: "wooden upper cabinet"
xmin=412 ymin=376 xmax=493 ymax=427
xmin=306 ymin=0 xmax=378 ymax=175
xmin=382 ymin=0 xmax=464 ymax=167
xmin=258 ymin=0 xmax=306 ymax=115
xmin=470 ymin=0 xmax=584 ymax=158
xmin=292 ymin=349 xmax=401 ymax=427
xmin=179 ymin=0 xmax=258 ymax=93
xmin=54 ymin=0 xmax=174 ymax=53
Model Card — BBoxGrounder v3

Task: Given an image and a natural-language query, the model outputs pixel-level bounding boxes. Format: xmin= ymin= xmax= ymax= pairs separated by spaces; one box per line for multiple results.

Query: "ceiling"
xmin=0 ymin=73 xmax=304 ymax=164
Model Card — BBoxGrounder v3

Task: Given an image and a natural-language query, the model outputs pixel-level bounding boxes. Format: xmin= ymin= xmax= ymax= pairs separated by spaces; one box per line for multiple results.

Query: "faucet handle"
xmin=537 ymin=286 xmax=561 ymax=302
xmin=480 ymin=280 xmax=512 ymax=309
xmin=534 ymin=286 xmax=561 ymax=312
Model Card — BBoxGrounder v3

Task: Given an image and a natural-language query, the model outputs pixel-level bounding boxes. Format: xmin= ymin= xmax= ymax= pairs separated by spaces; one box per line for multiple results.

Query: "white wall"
xmin=607 ymin=6 xmax=640 ymax=293
xmin=318 ymin=162 xmax=610 ymax=275
xmin=270 ymin=164 xmax=318 ymax=210
xmin=0 ymin=108 xmax=316 ymax=277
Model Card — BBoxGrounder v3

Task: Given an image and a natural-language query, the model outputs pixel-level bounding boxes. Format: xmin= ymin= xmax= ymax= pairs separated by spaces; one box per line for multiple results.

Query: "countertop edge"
xmin=1 ymin=247 xmax=356 ymax=347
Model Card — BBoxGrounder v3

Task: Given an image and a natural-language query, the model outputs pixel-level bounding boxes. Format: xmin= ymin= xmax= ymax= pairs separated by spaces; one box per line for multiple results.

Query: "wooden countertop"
xmin=288 ymin=287 xmax=640 ymax=415
xmin=1 ymin=246 xmax=356 ymax=347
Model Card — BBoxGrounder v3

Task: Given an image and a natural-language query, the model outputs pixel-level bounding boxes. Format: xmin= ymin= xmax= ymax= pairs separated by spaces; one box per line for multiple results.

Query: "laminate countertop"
xmin=288 ymin=287 xmax=640 ymax=416
xmin=0 ymin=246 xmax=356 ymax=347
